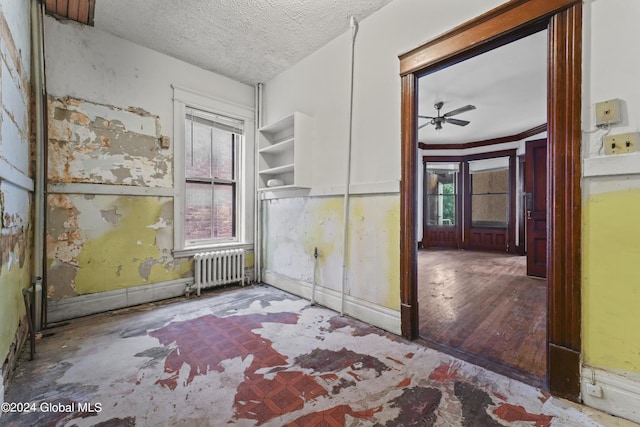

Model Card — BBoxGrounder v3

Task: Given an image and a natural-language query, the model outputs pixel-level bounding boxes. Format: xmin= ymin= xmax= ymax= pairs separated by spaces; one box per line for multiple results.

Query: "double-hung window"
xmin=184 ymin=108 xmax=242 ymax=245
xmin=172 ymin=86 xmax=254 ymax=255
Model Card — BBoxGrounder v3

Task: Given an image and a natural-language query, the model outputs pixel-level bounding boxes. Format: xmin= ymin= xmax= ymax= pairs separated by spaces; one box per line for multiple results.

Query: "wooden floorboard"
xmin=418 ymin=248 xmax=547 ymax=385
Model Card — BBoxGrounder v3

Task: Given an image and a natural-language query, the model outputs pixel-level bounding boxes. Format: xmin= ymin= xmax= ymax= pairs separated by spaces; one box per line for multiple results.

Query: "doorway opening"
xmin=399 ymin=0 xmax=583 ymax=401
xmin=416 ymin=31 xmax=548 ymax=387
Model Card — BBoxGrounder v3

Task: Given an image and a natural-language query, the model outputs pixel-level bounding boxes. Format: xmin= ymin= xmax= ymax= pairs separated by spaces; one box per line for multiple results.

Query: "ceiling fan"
xmin=419 ymin=101 xmax=476 ymax=130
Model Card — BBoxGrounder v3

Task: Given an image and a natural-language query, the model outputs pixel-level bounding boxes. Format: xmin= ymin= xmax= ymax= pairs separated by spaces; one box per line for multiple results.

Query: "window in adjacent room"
xmin=425 ymin=162 xmax=459 ymax=227
xmin=469 ymin=157 xmax=510 ymax=228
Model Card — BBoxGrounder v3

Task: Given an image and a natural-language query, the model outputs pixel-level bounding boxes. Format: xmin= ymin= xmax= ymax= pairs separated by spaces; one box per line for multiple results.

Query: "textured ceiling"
xmin=94 ymin=0 xmax=393 ymax=85
xmin=418 ymin=30 xmax=548 ymax=145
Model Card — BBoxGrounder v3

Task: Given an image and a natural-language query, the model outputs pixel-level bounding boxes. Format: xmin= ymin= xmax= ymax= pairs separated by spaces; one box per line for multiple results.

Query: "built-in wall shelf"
xmin=259 ymin=163 xmax=294 ymax=175
xmin=258 ymin=112 xmax=314 ymax=190
xmin=258 ymin=138 xmax=294 ymax=155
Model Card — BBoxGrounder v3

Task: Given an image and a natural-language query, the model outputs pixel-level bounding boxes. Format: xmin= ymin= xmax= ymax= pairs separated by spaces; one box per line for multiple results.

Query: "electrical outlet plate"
xmin=595 ymin=98 xmax=622 ymax=126
xmin=585 ymin=382 xmax=603 ymax=398
xmin=604 ymin=132 xmax=639 ymax=155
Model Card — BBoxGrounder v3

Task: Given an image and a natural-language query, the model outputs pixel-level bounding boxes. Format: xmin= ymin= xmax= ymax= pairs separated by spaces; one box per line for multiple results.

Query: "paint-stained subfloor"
xmin=2 ymin=285 xmax=635 ymax=426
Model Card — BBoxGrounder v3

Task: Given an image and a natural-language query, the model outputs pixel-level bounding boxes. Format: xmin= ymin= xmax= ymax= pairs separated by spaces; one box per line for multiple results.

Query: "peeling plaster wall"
xmin=47 ymin=194 xmax=191 ymax=298
xmin=260 ymin=0 xmax=507 ymax=330
xmin=43 ymin=16 xmax=254 ymax=302
xmin=48 ymin=96 xmax=171 ymax=187
xmin=263 ymin=195 xmax=400 ymax=311
xmin=262 ymin=0 xmax=640 ymax=418
xmin=0 ymin=0 xmax=32 ymax=384
xmin=45 ymin=95 xmax=191 ymax=299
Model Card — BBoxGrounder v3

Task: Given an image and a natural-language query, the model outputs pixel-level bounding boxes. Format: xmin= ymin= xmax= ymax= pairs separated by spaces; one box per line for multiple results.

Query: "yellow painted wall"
xmin=0 ymin=247 xmax=31 ymax=365
xmin=47 ymin=195 xmax=192 ymax=298
xmin=74 ymin=197 xmax=191 ymax=294
xmin=263 ymin=194 xmax=400 ymax=311
xmin=583 ymin=189 xmax=640 ymax=374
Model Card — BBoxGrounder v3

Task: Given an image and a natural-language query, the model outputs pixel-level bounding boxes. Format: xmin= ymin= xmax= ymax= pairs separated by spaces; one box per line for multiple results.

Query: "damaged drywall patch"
xmin=47 ymin=96 xmax=171 ymax=188
xmin=72 ymin=196 xmax=190 ymax=294
xmin=263 ymin=194 xmax=401 ymax=310
xmin=0 ymin=182 xmax=30 ymax=269
xmin=46 ymin=195 xmax=190 ymax=299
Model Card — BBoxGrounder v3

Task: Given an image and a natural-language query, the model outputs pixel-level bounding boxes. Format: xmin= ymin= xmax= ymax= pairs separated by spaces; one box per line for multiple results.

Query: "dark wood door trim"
xmin=399 ymin=0 xmax=578 ymax=76
xmin=399 ymin=0 xmax=582 ymax=400
xmin=400 ymin=74 xmax=418 ymax=339
xmin=547 ymin=5 xmax=582 ymax=400
xmin=518 ymin=155 xmax=526 ymax=255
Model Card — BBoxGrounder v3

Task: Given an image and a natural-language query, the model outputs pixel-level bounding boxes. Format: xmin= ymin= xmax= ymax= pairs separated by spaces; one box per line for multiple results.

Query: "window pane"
xmin=213 ymin=184 xmax=234 ymax=238
xmin=185 ymin=183 xmax=213 ymax=241
xmin=471 ymin=168 xmax=509 ymax=228
xmin=212 ymin=129 xmax=234 ymax=180
xmin=425 ymin=168 xmax=457 ymax=227
xmin=185 ymin=120 xmax=212 ymax=178
xmin=471 ymin=194 xmax=508 ymax=227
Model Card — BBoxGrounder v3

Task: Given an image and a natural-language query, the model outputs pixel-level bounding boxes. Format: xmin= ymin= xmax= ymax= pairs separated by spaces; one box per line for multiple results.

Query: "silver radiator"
xmin=193 ymin=249 xmax=245 ymax=296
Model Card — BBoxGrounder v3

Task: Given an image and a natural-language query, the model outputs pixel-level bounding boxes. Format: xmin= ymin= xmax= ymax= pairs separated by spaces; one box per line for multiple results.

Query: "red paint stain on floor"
xmin=493 ymin=403 xmax=554 ymax=427
xmin=386 ymin=356 xmax=405 ymax=365
xmin=320 ymin=373 xmax=339 ymax=381
xmin=396 ymin=377 xmax=411 ymax=388
xmin=234 ymin=371 xmax=327 ymax=424
xmin=347 ymin=371 xmax=362 ymax=381
xmin=429 ymin=362 xmax=461 ymax=382
xmin=493 ymin=391 xmax=508 ymax=401
xmin=149 ymin=313 xmax=299 ymax=390
xmin=539 ymin=390 xmax=552 ymax=403
xmin=283 ymin=404 xmax=381 ymax=427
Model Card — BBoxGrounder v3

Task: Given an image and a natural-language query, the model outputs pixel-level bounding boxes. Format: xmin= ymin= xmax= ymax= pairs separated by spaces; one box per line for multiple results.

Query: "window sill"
xmin=172 ymin=242 xmax=254 ymax=258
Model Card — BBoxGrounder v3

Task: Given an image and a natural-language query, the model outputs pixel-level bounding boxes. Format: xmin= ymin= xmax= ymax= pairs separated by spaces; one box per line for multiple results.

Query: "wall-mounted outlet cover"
xmin=604 ymin=132 xmax=639 ymax=155
xmin=595 ymin=98 xmax=622 ymax=126
xmin=160 ymin=136 xmax=170 ymax=149
xmin=585 ymin=382 xmax=603 ymax=398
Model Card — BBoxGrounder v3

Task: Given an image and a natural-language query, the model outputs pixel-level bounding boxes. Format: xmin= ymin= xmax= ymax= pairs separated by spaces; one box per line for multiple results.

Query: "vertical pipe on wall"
xmin=340 ymin=16 xmax=358 ymax=316
xmin=31 ymin=0 xmax=47 ymax=331
xmin=254 ymin=83 xmax=264 ymax=283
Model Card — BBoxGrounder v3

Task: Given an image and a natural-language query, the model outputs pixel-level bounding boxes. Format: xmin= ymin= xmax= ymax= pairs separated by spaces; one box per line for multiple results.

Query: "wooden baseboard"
xmin=549 ymin=343 xmax=580 ymax=401
xmin=581 ymin=366 xmax=640 ymax=424
xmin=263 ymin=270 xmax=401 ymax=335
xmin=47 ymin=278 xmax=193 ymax=323
xmin=1 ymin=316 xmax=29 ymax=387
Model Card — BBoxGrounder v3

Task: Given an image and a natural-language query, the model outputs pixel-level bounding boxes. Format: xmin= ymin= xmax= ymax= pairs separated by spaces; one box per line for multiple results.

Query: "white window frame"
xmin=172 ymin=85 xmax=255 ymax=256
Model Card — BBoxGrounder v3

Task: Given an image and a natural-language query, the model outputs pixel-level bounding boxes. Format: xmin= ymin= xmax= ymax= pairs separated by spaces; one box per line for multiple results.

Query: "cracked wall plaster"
xmin=0 ymin=0 xmax=33 ymax=370
xmin=46 ymin=194 xmax=191 ymax=300
xmin=263 ymin=194 xmax=400 ymax=311
xmin=47 ymin=96 xmax=171 ymax=188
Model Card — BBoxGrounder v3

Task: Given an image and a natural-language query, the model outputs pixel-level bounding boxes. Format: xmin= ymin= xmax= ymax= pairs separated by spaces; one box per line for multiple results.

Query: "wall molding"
xmin=47 ymin=266 xmax=256 ymax=322
xmin=581 ymin=366 xmax=640 ymax=424
xmin=47 ymin=278 xmax=193 ymax=323
xmin=260 ymin=180 xmax=400 ymax=200
xmin=0 ymin=159 xmax=34 ymax=192
xmin=263 ymin=270 xmax=401 ymax=335
xmin=419 ymin=124 xmax=547 ymax=151
xmin=47 ymin=182 xmax=173 ymax=197
xmin=583 ymin=153 xmax=640 ymax=178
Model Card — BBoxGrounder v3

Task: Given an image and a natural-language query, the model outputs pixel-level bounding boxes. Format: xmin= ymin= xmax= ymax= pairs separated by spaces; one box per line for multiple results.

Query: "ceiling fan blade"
xmin=418 ymin=122 xmax=431 ymax=130
xmin=418 ymin=115 xmax=436 ymax=119
xmin=443 ymin=104 xmax=476 ymax=117
xmin=445 ymin=118 xmax=470 ymax=126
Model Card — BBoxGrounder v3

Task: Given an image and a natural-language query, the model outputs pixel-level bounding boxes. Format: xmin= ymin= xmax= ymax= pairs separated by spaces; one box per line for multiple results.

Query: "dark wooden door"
xmin=525 ymin=139 xmax=547 ymax=278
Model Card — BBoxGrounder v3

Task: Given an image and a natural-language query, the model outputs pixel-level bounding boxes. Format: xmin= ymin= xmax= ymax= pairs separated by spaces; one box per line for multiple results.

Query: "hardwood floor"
xmin=418 ymin=248 xmax=547 ymax=387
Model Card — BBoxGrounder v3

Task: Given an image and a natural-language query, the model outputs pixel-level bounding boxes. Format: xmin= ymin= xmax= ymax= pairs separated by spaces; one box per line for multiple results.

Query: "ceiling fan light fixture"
xmin=420 ymin=102 xmax=476 ymax=131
